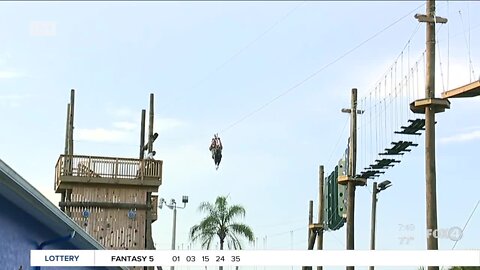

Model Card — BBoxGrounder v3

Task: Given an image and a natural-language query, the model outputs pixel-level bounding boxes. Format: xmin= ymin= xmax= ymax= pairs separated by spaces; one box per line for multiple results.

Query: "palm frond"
xmin=228 ymin=223 xmax=255 ymax=242
xmin=198 ymin=201 xmax=215 ymax=214
xmin=226 ymin=232 xmax=242 ymax=250
xmin=224 ymin=205 xmax=246 ymax=223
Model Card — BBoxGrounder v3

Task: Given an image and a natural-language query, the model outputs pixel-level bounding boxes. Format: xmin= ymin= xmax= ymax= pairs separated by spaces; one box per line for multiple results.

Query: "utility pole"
xmin=411 ymin=2 xmax=448 ymax=270
xmin=346 ymin=88 xmax=357 ymax=270
xmin=424 ymin=2 xmax=439 ymax=266
xmin=340 ymin=88 xmax=365 ymax=270
xmin=317 ymin=165 xmax=324 ymax=270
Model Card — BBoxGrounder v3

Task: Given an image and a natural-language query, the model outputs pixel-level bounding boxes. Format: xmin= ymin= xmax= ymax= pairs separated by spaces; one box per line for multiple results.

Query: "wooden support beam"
xmin=414 ymin=13 xmax=448 ymax=23
xmin=59 ymin=201 xmax=152 ymax=210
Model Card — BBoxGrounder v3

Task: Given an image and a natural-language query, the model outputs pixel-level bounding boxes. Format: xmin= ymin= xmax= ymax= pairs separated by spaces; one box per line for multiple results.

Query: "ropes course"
xmin=356 ymin=50 xmax=427 ymax=181
xmin=352 ymin=1 xmax=479 ymax=181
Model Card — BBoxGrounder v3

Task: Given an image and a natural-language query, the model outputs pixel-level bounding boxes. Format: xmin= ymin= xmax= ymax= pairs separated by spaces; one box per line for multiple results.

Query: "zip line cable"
xmin=218 ymin=2 xmax=426 ymax=135
xmin=452 ymin=200 xmax=480 ymax=250
xmin=325 ymin=118 xmax=349 ymax=167
xmin=157 ymin=2 xmax=306 ymax=115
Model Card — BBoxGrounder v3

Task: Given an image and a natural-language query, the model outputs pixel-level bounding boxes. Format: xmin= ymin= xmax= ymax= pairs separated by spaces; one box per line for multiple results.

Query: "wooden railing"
xmin=55 ymin=155 xmax=162 ymax=188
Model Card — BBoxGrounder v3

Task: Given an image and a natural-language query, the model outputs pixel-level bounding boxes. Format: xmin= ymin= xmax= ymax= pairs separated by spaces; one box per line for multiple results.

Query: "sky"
xmin=0 ymin=1 xmax=479 ymax=270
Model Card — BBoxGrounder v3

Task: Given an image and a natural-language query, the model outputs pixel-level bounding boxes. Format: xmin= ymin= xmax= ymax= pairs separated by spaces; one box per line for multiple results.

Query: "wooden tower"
xmin=55 ymin=90 xmax=162 ymax=252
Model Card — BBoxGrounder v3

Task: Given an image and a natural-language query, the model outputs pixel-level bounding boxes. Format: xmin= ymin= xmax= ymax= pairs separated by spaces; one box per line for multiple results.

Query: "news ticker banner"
xmin=31 ymin=250 xmax=480 ymax=267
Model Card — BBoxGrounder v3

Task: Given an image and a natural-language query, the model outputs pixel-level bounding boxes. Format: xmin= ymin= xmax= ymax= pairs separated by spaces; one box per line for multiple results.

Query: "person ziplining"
xmin=209 ymin=134 xmax=223 ymax=170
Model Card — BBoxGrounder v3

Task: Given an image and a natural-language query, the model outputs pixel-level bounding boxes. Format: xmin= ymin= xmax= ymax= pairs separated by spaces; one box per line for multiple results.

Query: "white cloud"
xmin=0 ymin=94 xmax=30 ymax=99
xmin=0 ymin=70 xmax=24 ymax=79
xmin=461 ymin=125 xmax=480 ymax=132
xmin=29 ymin=21 xmax=57 ymax=37
xmin=106 ymin=106 xmax=137 ymax=118
xmin=106 ymin=103 xmax=187 ymax=135
xmin=440 ymin=130 xmax=480 ymax=144
xmin=73 ymin=113 xmax=185 ymax=145
xmin=112 ymin=121 xmax=137 ymax=131
xmin=157 ymin=118 xmax=186 ymax=132
xmin=0 ymin=94 xmax=31 ymax=107
xmin=75 ymin=128 xmax=132 ymax=143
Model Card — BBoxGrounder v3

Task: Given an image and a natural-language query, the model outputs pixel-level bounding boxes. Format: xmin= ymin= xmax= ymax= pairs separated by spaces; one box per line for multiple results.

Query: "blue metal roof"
xmin=0 ymin=159 xmax=129 ymax=270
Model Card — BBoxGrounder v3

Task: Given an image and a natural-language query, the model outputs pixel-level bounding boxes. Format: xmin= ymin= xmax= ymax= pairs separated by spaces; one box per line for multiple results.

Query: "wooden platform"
xmin=441 ymin=80 xmax=480 ymax=99
xmin=309 ymin=223 xmax=323 ymax=231
xmin=338 ymin=175 xmax=367 ymax=186
xmin=55 ymin=155 xmax=163 ymax=192
xmin=410 ymin=98 xmax=450 ymax=114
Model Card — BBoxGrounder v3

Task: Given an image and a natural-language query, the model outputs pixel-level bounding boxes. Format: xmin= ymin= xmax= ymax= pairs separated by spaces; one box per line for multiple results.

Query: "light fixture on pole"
xmin=370 ymin=180 xmax=392 ymax=270
xmin=159 ymin=195 xmax=188 ymax=270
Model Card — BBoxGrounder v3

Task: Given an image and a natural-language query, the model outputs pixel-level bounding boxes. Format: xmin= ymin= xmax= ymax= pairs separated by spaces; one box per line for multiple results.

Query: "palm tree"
xmin=189 ymin=196 xmax=254 ymax=270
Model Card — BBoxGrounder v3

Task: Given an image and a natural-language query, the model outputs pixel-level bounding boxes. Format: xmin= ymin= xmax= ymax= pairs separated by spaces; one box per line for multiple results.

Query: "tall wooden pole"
xmin=317 ymin=165 xmax=324 ymax=270
xmin=140 ymin=109 xmax=146 ymax=159
xmin=369 ymin=182 xmax=378 ymax=270
xmin=303 ymin=201 xmax=314 ymax=270
xmin=66 ymin=89 xmax=75 ymax=175
xmin=148 ymin=93 xmax=154 ymax=153
xmin=346 ymin=88 xmax=358 ymax=270
xmin=308 ymin=200 xmax=315 ymax=250
xmin=69 ymin=89 xmax=75 ymax=157
xmin=146 ymin=94 xmax=154 ymax=262
xmin=424 ymin=1 xmax=439 ymax=269
xmin=413 ymin=2 xmax=447 ymax=269
xmin=308 ymin=200 xmax=313 ymax=240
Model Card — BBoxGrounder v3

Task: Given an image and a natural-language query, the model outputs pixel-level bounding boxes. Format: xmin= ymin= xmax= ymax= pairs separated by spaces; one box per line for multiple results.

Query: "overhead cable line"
xmin=452 ymin=200 xmax=480 ymax=250
xmin=218 ymin=2 xmax=426 ymax=135
xmin=157 ymin=2 xmax=306 ymax=115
